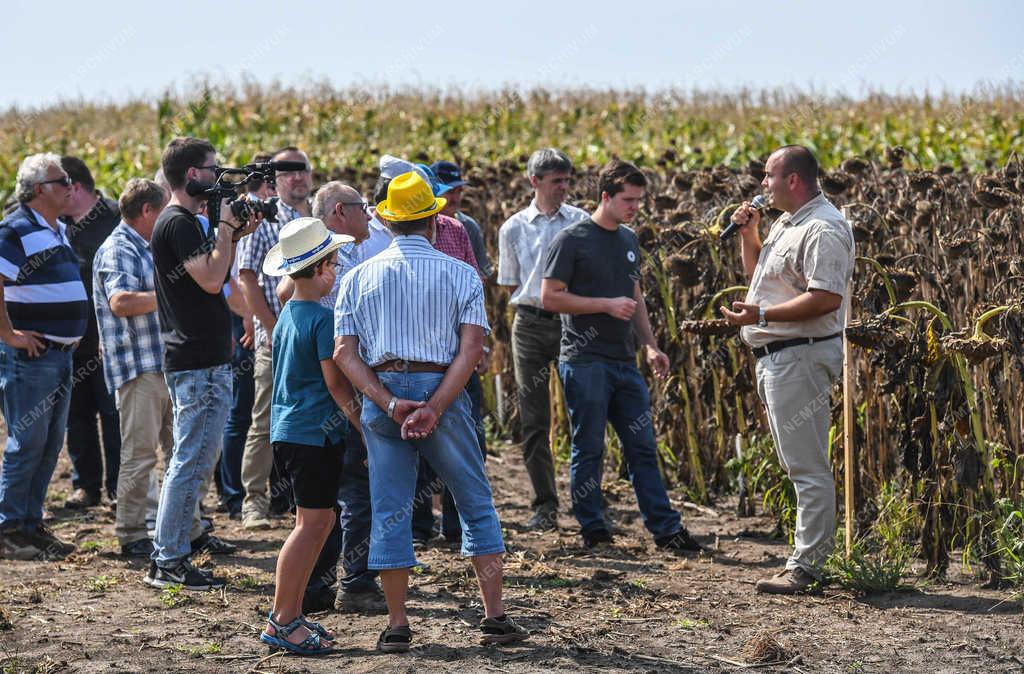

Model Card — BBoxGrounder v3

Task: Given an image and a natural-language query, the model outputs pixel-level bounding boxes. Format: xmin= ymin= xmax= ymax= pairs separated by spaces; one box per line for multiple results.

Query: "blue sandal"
xmin=260 ymin=615 xmax=334 ymax=656
xmin=267 ymin=611 xmax=335 ymax=643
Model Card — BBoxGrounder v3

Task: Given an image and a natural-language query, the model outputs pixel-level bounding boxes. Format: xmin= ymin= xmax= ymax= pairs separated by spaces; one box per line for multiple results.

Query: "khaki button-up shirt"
xmin=741 ymin=193 xmax=855 ymax=348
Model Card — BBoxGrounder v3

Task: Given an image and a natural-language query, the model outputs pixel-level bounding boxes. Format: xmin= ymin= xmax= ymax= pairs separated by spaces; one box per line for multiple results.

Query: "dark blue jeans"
xmin=558 ymin=359 xmax=681 ymax=539
xmin=412 ymin=372 xmax=487 ymax=541
xmin=218 ymin=315 xmax=253 ymax=514
xmin=305 ymin=425 xmax=377 ymax=600
xmin=66 ymin=353 xmax=121 ymax=499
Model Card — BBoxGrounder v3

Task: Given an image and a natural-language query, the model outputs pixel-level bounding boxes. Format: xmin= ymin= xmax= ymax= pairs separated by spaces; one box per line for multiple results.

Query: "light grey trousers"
xmin=755 ymin=338 xmax=843 ymax=577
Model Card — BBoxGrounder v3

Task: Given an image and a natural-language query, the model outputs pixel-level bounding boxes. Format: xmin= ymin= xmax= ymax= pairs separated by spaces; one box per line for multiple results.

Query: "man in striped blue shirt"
xmin=0 ymin=153 xmax=85 ymax=561
xmin=334 ymin=172 xmax=528 ymax=651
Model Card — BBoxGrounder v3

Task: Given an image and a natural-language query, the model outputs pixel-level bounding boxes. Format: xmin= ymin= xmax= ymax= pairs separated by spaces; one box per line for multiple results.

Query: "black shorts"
xmin=272 ymin=439 xmax=344 ymax=509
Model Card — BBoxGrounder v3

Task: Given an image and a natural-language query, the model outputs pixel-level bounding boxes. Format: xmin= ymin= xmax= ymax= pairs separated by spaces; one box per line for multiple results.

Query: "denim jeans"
xmin=66 ymin=353 xmax=121 ymax=499
xmin=0 ymin=344 xmax=73 ymax=532
xmin=558 ymin=359 xmax=681 ymax=539
xmin=152 ymin=364 xmax=231 ymax=568
xmin=413 ymin=371 xmax=488 ymax=541
xmin=361 ymin=372 xmax=504 ymax=570
xmin=218 ymin=314 xmax=254 ymax=513
xmin=304 ymin=425 xmax=378 ymax=600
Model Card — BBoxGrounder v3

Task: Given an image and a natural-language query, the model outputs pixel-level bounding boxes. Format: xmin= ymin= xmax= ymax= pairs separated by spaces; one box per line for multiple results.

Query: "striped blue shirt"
xmin=320 ymin=241 xmax=360 ymax=312
xmin=334 ymin=235 xmax=489 ymax=366
xmin=0 ymin=205 xmax=88 ymax=343
xmin=93 ymin=222 xmax=163 ymax=392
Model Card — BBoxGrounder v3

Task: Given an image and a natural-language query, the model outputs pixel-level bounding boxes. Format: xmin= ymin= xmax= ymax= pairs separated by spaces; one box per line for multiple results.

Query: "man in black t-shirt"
xmin=146 ymin=137 xmax=257 ymax=591
xmin=541 ymin=159 xmax=702 ymax=553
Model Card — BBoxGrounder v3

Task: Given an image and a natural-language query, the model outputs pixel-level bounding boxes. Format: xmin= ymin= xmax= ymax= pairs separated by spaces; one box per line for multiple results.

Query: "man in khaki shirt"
xmin=721 ymin=145 xmax=854 ymax=594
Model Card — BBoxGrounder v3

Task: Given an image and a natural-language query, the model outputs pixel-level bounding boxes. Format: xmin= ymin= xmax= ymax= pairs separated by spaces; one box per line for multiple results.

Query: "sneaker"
xmin=479 ymin=614 xmax=530 ymax=645
xmin=121 ymin=538 xmax=155 ymax=558
xmin=190 ymin=532 xmax=236 ymax=555
xmin=582 ymin=528 xmax=614 ymax=549
xmin=0 ymin=529 xmax=45 ymax=560
xmin=335 ymin=587 xmax=387 ymax=614
xmin=144 ymin=559 xmax=226 ymax=591
xmin=65 ymin=488 xmax=100 ymax=509
xmin=526 ymin=509 xmax=558 ymax=531
xmin=412 ymin=536 xmax=430 ymax=551
xmin=755 ymin=567 xmax=819 ymax=595
xmin=146 ymin=519 xmax=156 ymax=539
xmin=27 ymin=524 xmax=76 ymax=558
xmin=655 ymin=529 xmax=707 ymax=554
xmin=242 ymin=514 xmax=272 ymax=530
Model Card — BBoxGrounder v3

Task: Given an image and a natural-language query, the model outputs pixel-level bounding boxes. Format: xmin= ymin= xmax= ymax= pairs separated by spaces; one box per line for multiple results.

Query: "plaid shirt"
xmin=238 ymin=200 xmax=304 ymax=346
xmin=434 ymin=214 xmax=478 ymax=270
xmin=92 ymin=222 xmax=163 ymax=392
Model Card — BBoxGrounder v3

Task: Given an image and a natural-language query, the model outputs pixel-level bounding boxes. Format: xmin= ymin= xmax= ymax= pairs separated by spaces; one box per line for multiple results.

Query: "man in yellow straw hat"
xmin=334 ymin=171 xmax=529 ymax=652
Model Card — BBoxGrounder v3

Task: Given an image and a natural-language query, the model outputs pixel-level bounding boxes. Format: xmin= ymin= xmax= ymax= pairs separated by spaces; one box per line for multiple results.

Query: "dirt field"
xmin=1 ymin=444 xmax=1022 ymax=674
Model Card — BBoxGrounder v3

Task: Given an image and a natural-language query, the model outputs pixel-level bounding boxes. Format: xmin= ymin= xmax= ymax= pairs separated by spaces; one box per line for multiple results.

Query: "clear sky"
xmin=1 ymin=0 xmax=1019 ymax=110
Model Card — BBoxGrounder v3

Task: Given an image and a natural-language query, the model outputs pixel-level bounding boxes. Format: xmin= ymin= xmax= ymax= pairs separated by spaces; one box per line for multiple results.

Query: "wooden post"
xmin=843 ymin=289 xmax=855 ymax=557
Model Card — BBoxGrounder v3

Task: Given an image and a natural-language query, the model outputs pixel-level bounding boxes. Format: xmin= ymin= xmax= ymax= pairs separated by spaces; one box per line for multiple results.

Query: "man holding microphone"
xmin=720 ymin=145 xmax=854 ymax=594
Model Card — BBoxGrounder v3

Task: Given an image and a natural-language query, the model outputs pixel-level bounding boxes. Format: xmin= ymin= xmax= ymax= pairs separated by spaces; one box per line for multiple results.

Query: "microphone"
xmin=719 ymin=194 xmax=767 ymax=241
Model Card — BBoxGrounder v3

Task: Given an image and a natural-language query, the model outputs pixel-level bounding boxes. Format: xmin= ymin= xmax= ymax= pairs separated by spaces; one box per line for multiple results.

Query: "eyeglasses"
xmin=39 ymin=176 xmax=72 ymax=187
xmin=277 ymin=168 xmax=310 ymax=179
xmin=340 ymin=201 xmax=371 ymax=214
xmin=195 ymin=164 xmax=220 ymax=174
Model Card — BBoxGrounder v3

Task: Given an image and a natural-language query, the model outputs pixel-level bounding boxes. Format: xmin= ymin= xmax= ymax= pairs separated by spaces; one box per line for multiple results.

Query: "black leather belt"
xmin=42 ymin=339 xmax=78 ymax=353
xmin=516 ymin=305 xmax=559 ymax=320
xmin=752 ymin=332 xmax=841 ymax=359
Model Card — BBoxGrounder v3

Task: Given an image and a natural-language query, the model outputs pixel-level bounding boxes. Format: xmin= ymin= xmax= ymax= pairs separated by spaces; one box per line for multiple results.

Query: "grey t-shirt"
xmin=543 ymin=219 xmax=641 ymax=363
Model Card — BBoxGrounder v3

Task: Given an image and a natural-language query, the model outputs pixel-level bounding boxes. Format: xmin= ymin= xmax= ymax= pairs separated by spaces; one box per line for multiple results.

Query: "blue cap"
xmin=416 ymin=163 xmax=451 ymax=197
xmin=430 ymin=160 xmax=467 ymax=190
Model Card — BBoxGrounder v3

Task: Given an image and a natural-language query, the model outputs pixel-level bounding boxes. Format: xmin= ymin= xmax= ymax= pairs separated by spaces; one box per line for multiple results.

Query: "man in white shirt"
xmin=497 ymin=148 xmax=588 ymax=530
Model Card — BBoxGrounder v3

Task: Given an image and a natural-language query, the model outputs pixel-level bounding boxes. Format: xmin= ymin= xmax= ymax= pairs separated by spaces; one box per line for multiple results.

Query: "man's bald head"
xmin=771 ymin=145 xmax=819 ymax=190
xmin=312 ymin=181 xmax=360 ymax=219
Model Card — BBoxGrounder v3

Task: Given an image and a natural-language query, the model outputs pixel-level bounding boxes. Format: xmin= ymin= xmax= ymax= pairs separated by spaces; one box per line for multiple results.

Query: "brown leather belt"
xmin=373 ymin=360 xmax=448 ymax=373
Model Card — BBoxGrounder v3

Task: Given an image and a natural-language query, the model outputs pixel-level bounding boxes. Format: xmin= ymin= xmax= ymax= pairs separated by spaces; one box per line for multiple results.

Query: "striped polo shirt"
xmin=334 ymin=235 xmax=489 ymax=367
xmin=0 ymin=205 xmax=88 ymax=343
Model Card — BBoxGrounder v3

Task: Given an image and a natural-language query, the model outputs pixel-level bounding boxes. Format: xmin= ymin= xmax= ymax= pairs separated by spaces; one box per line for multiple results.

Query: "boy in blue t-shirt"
xmin=257 ymin=217 xmax=356 ymax=655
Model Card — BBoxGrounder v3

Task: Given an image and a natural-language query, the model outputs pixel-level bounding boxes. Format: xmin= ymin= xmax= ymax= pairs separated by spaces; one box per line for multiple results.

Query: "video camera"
xmin=185 ymin=159 xmax=307 ymax=234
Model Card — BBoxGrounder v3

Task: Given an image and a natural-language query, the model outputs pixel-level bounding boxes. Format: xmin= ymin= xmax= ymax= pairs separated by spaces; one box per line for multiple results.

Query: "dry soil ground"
xmin=1 ymin=443 xmax=1022 ymax=674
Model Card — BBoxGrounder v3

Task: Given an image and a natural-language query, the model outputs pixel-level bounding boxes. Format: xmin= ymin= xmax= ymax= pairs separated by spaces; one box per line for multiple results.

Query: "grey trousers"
xmin=755 ymin=338 xmax=843 ymax=577
xmin=510 ymin=311 xmax=563 ymax=512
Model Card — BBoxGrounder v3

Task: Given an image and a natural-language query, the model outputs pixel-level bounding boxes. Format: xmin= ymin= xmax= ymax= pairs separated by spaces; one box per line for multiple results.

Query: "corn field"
xmin=2 ymin=84 xmax=1023 ymax=584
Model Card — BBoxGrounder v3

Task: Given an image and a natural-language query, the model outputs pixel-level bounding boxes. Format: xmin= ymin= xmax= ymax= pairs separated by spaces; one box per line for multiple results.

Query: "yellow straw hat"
xmin=375 ymin=171 xmax=446 ymax=222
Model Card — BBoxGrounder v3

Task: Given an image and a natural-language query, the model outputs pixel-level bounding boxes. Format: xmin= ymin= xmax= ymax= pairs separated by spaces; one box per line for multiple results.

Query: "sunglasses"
xmin=40 ymin=176 xmax=72 ymax=187
xmin=340 ymin=201 xmax=371 ymax=214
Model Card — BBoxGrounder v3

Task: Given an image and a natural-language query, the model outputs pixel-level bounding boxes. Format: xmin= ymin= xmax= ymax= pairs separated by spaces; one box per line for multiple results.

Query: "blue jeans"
xmin=361 ymin=372 xmax=504 ymax=570
xmin=0 ymin=344 xmax=73 ymax=532
xmin=558 ymin=359 xmax=681 ymax=539
xmin=153 ymin=364 xmax=231 ymax=568
xmin=219 ymin=315 xmax=253 ymax=513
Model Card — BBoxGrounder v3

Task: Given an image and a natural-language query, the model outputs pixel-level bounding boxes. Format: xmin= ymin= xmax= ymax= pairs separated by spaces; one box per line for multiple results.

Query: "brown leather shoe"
xmin=755 ymin=567 xmax=818 ymax=594
xmin=65 ymin=488 xmax=100 ymax=509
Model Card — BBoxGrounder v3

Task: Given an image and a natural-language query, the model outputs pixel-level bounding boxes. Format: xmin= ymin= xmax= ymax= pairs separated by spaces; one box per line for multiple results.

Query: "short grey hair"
xmin=312 ymin=181 xmax=357 ymax=219
xmin=526 ymin=148 xmax=572 ymax=179
xmin=153 ymin=168 xmax=170 ymax=192
xmin=15 ymin=152 xmax=64 ymax=203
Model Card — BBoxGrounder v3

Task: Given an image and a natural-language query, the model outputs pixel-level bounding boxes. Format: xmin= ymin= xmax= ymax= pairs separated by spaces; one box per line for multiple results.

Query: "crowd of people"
xmin=0 ymin=139 xmax=853 ymax=654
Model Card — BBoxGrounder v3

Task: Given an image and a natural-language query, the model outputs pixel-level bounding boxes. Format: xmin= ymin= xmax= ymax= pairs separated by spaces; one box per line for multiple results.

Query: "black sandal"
xmin=377 ymin=623 xmax=412 ymax=653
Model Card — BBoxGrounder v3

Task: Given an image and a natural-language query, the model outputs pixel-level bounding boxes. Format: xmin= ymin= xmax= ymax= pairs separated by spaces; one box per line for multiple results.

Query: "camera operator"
xmin=720 ymin=145 xmax=854 ymax=594
xmin=145 ymin=137 xmax=258 ymax=591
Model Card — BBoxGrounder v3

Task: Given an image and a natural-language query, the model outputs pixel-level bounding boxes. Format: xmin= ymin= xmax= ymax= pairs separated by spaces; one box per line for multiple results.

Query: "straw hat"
xmin=262 ymin=217 xmax=353 ymax=277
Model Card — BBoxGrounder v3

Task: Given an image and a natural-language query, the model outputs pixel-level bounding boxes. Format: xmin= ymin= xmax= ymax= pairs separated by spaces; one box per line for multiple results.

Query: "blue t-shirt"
xmin=270 ymin=300 xmax=346 ymax=446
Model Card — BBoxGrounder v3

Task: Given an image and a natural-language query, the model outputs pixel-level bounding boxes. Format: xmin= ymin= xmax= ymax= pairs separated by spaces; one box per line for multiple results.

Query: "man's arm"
xmin=334 ymin=335 xmax=424 ymax=426
xmin=109 ymin=291 xmax=157 ymax=318
xmin=0 ymin=276 xmax=44 ymax=357
xmin=401 ymin=323 xmax=484 ymax=439
xmin=237 ymin=269 xmax=277 ymax=337
xmin=631 ymin=281 xmax=670 ymax=378
xmin=225 ymin=277 xmax=249 ymax=318
xmin=183 ymin=223 xmax=236 ymax=294
xmin=275 ymin=275 xmax=295 ymax=307
xmin=541 ymin=278 xmax=636 ymax=320
xmin=731 ymin=203 xmax=763 ymax=280
xmin=720 ymin=289 xmax=842 ymax=325
xmin=321 ymin=358 xmax=361 ymax=432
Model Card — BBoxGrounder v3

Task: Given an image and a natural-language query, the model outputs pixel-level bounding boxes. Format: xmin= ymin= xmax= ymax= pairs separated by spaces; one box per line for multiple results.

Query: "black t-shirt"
xmin=151 ymin=205 xmax=231 ymax=372
xmin=64 ymin=194 xmax=120 ymax=356
xmin=543 ymin=219 xmax=641 ymax=363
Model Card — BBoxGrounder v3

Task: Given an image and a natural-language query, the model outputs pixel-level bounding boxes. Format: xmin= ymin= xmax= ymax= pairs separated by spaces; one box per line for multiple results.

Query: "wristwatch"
xmin=386 ymin=396 xmax=398 ymax=419
xmin=757 ymin=306 xmax=768 ymax=328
